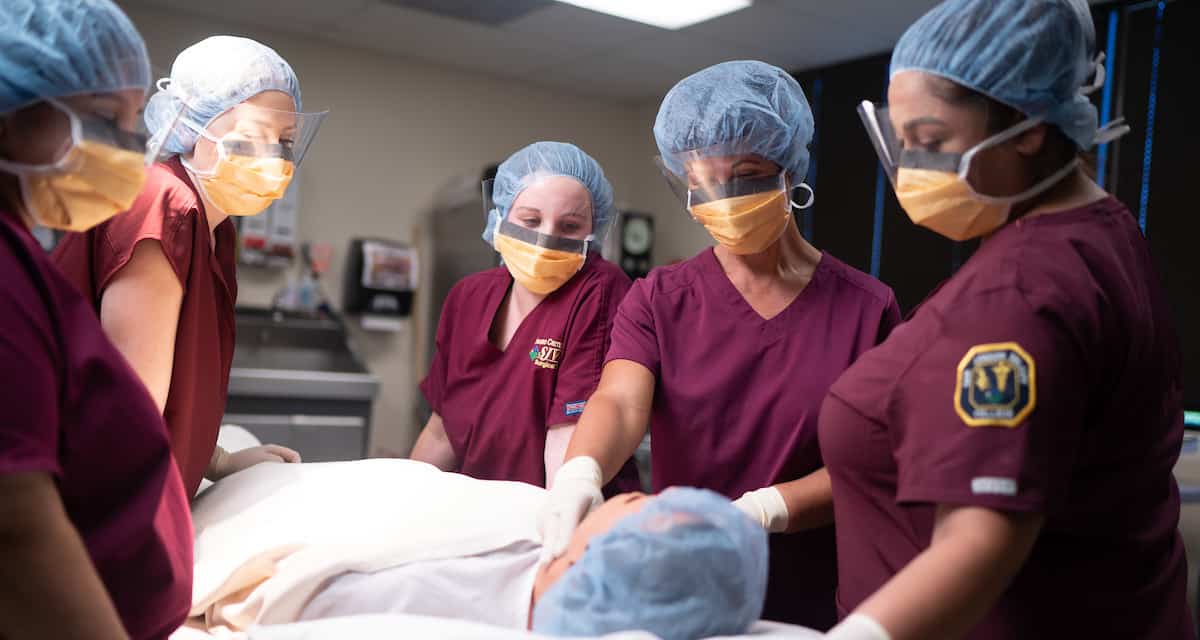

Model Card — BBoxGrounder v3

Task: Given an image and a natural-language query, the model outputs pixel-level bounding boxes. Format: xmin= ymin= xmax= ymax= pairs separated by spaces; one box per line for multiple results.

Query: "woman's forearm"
xmin=854 ymin=505 xmax=1044 ymax=640
xmin=775 ymin=468 xmax=835 ymax=532
xmin=410 ymin=413 xmax=458 ymax=471
xmin=563 ymin=389 xmax=647 ymax=484
xmin=0 ymin=473 xmax=128 ymax=640
xmin=562 ymin=360 xmax=655 ymax=484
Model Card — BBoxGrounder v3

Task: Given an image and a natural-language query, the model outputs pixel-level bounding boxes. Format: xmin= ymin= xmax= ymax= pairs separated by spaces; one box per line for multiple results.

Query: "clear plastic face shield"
xmin=186 ymin=99 xmax=328 ymax=174
xmin=857 ymin=100 xmax=1057 ymax=201
xmin=481 ymin=178 xmax=594 ymax=254
xmin=0 ymin=99 xmax=175 ymax=176
xmin=0 ymin=90 xmax=178 ymax=232
xmin=482 ymin=178 xmax=594 ymax=294
xmin=653 ymin=151 xmax=813 ymax=214
xmin=654 ymin=150 xmax=813 ymax=255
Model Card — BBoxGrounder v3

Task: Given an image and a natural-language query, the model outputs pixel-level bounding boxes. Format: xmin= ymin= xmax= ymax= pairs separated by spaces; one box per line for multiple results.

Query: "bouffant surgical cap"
xmin=654 ymin=60 xmax=814 ymax=180
xmin=483 ymin=141 xmax=615 ymax=245
xmin=891 ymin=0 xmax=1106 ymax=149
xmin=144 ymin=35 xmax=301 ymax=156
xmin=532 ymin=488 xmax=769 ymax=640
xmin=0 ymin=0 xmax=149 ymax=114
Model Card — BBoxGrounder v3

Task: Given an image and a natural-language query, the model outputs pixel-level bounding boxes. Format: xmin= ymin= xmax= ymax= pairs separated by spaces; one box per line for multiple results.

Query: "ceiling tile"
xmin=129 ymin=0 xmax=371 ymax=32
xmin=325 ymin=2 xmax=576 ymax=78
xmin=503 ymin=4 xmax=663 ymax=50
xmin=612 ymin=30 xmax=786 ymax=78
xmin=528 ymin=51 xmax=682 ymax=102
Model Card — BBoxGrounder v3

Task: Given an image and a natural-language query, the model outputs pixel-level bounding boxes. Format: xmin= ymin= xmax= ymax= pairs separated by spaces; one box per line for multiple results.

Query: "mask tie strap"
xmin=790 ymin=183 xmax=815 ymax=210
xmin=1094 ymin=117 xmax=1131 ymax=145
xmin=1081 ymin=52 xmax=1107 ymax=96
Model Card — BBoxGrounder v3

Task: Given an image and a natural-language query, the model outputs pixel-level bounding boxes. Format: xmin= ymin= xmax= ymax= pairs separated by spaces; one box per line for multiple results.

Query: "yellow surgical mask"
xmin=690 ymin=190 xmax=791 ymax=255
xmin=18 ymin=140 xmax=148 ymax=232
xmin=189 ymin=154 xmax=294 ymax=217
xmin=895 ymin=157 xmax=1080 ymax=242
xmin=894 ymin=168 xmax=1011 ymax=241
xmin=494 ymin=232 xmax=586 ymax=295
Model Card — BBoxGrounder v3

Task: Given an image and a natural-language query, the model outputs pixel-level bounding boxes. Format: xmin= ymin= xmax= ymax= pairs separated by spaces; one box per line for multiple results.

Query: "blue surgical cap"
xmin=0 ymin=0 xmax=150 ymax=114
xmin=654 ymin=61 xmax=814 ymax=180
xmin=532 ymin=488 xmax=769 ymax=640
xmin=483 ymin=141 xmax=615 ymax=245
xmin=144 ymin=35 xmax=301 ymax=156
xmin=891 ymin=0 xmax=1101 ymax=149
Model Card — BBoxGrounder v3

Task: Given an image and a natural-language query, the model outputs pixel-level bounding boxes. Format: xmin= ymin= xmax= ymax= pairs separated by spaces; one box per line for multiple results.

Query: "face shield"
xmin=857 ymin=100 xmax=1060 ymax=201
xmin=654 ymin=154 xmax=810 ymax=255
xmin=0 ymin=97 xmax=175 ymax=232
xmin=188 ymin=101 xmax=327 ymax=174
xmin=857 ymin=100 xmax=1087 ymax=241
xmin=482 ymin=178 xmax=593 ymax=295
xmin=653 ymin=151 xmax=813 ymax=213
xmin=482 ymin=178 xmax=595 ymax=253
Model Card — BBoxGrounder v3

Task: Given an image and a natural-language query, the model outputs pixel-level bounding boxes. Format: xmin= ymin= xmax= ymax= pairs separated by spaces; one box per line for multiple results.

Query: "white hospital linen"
xmin=189 ymin=459 xmax=546 ymax=630
xmin=300 ymin=540 xmax=541 ymax=628
xmin=246 ymin=615 xmax=823 ymax=639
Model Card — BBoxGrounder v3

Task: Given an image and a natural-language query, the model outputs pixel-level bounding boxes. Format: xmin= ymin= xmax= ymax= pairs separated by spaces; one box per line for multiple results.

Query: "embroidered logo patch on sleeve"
xmin=954 ymin=342 xmax=1036 ymax=428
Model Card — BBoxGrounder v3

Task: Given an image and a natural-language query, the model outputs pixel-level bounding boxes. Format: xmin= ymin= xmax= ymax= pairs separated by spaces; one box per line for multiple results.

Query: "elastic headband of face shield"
xmin=857 ymin=99 xmax=1124 ymax=203
xmin=653 ymin=155 xmax=814 ymax=212
xmin=155 ymin=81 xmax=327 ymax=167
xmin=482 ymin=177 xmax=597 ymax=250
xmin=0 ymin=98 xmax=172 ymax=175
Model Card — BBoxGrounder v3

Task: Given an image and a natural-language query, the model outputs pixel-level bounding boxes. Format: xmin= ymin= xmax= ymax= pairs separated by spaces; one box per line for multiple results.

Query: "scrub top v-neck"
xmin=421 ymin=253 xmax=640 ymax=492
xmin=606 ymin=246 xmax=901 ymax=628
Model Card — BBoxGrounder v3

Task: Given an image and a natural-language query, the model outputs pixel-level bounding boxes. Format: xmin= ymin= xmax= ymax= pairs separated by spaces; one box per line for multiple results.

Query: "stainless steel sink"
xmin=229 ymin=308 xmax=379 ymax=400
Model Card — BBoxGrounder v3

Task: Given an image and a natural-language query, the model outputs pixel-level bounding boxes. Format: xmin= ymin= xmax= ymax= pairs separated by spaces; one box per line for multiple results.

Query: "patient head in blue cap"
xmin=532 ymin=488 xmax=768 ymax=640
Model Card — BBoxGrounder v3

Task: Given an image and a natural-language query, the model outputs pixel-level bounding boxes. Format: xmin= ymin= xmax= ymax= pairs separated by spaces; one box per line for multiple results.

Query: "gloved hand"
xmin=825 ymin=613 xmax=892 ymax=640
xmin=733 ymin=486 xmax=790 ymax=533
xmin=538 ymin=456 xmax=604 ymax=562
xmin=208 ymin=444 xmax=301 ymax=480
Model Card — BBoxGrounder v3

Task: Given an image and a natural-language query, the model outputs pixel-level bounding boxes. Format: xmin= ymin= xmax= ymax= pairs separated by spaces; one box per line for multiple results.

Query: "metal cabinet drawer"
xmin=223 ymin=413 xmax=365 ymax=462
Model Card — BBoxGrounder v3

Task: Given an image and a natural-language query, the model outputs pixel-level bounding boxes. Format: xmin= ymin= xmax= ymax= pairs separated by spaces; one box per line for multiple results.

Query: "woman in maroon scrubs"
xmin=0 ymin=2 xmax=191 ymax=638
xmin=412 ymin=141 xmax=639 ymax=494
xmin=53 ymin=35 xmax=326 ymax=497
xmin=540 ymin=62 xmax=901 ymax=630
xmin=820 ymin=1 xmax=1191 ymax=638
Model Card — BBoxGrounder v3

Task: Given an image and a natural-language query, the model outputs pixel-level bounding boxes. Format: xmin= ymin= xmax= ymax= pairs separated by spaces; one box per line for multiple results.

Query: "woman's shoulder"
xmin=142 ymin=160 xmax=202 ymax=217
xmin=446 ymin=266 xmax=508 ymax=303
xmin=577 ymin=254 xmax=632 ymax=295
xmin=817 ymin=253 xmax=897 ymax=310
xmin=635 ymin=250 xmax=709 ymax=297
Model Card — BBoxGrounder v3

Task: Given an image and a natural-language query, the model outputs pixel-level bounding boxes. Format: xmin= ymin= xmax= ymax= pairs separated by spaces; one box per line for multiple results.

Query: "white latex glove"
xmin=538 ymin=456 xmax=603 ymax=562
xmin=825 ymin=614 xmax=892 ymax=640
xmin=733 ymin=486 xmax=790 ymax=533
xmin=209 ymin=444 xmax=301 ymax=480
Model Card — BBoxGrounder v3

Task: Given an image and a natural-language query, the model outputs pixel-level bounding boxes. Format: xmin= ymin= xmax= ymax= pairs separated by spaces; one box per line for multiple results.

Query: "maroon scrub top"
xmin=52 ymin=157 xmax=238 ymax=498
xmin=0 ymin=210 xmax=193 ymax=640
xmin=421 ymin=253 xmax=641 ymax=494
xmin=820 ymin=198 xmax=1192 ymax=639
xmin=606 ymin=247 xmax=901 ymax=629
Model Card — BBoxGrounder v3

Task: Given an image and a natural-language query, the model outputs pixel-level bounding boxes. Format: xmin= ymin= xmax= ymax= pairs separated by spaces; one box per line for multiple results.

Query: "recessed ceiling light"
xmin=555 ymin=0 xmax=753 ymax=30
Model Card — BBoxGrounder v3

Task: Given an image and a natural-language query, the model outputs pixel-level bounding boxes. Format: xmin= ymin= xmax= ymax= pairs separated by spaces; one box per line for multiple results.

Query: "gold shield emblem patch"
xmin=954 ymin=342 xmax=1036 ymax=428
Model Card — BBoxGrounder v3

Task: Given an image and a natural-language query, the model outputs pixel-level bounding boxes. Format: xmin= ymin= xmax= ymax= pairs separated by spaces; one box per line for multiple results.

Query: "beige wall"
xmin=119 ymin=2 xmax=710 ymax=456
xmin=628 ymin=102 xmax=716 ymax=266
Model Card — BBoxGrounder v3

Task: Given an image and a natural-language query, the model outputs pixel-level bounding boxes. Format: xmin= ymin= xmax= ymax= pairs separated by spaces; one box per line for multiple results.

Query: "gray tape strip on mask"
xmin=497 ymin=220 xmax=588 ymax=253
xmin=899 ymin=149 xmax=962 ymax=173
